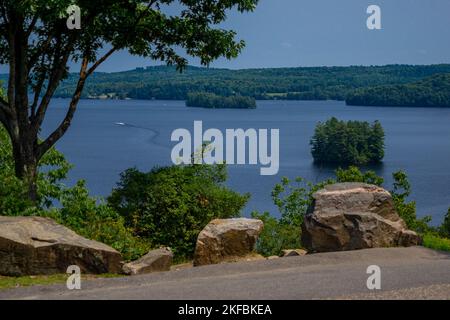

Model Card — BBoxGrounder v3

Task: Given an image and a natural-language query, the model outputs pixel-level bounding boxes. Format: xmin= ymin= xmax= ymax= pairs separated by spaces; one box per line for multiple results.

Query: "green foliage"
xmin=423 ymin=234 xmax=450 ymax=252
xmin=107 ymin=164 xmax=249 ymax=260
xmin=390 ymin=170 xmax=432 ymax=233
xmin=1 ymin=124 xmax=148 ymax=261
xmin=186 ymin=92 xmax=256 ymax=109
xmin=272 ymin=177 xmax=328 ymax=226
xmin=51 ymin=181 xmax=150 ymax=261
xmin=251 ymin=211 xmax=301 ymax=257
xmin=439 ymin=208 xmax=450 ymax=238
xmin=253 ymin=176 xmax=333 ymax=257
xmin=47 ymin=65 xmax=450 ymax=101
xmin=0 ymin=125 xmax=71 ymax=214
xmin=347 ymin=73 xmax=450 ymax=107
xmin=335 ymin=166 xmax=384 ymax=186
xmin=310 ymin=117 xmax=385 ymax=165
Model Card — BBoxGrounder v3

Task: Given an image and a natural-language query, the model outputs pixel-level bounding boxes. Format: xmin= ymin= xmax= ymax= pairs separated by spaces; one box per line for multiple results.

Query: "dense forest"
xmin=310 ymin=117 xmax=385 ymax=165
xmin=10 ymin=64 xmax=448 ymax=102
xmin=186 ymin=92 xmax=256 ymax=109
xmin=346 ymin=73 xmax=450 ymax=107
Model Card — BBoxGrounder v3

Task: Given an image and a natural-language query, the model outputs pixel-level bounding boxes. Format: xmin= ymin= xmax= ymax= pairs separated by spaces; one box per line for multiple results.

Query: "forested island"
xmin=310 ymin=118 xmax=385 ymax=165
xmin=346 ymin=73 xmax=450 ymax=107
xmin=13 ymin=64 xmax=449 ymax=103
xmin=186 ymin=92 xmax=256 ymax=109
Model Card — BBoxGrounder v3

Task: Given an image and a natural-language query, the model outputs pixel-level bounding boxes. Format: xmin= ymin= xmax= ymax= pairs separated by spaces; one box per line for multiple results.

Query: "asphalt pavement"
xmin=1 ymin=247 xmax=449 ymax=300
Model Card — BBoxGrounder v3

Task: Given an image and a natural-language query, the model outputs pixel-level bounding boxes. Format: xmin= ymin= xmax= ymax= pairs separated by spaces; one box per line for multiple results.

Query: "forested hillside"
xmin=13 ymin=64 xmax=449 ymax=101
xmin=346 ymin=73 xmax=450 ymax=107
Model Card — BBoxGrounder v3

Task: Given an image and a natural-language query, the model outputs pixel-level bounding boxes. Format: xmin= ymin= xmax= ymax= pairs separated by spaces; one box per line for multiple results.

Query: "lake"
xmin=42 ymin=99 xmax=450 ymax=225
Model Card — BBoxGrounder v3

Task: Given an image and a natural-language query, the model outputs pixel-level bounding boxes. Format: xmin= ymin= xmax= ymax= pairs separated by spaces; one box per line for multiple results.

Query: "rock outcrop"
xmin=123 ymin=247 xmax=173 ymax=275
xmin=0 ymin=216 xmax=123 ymax=276
xmin=193 ymin=218 xmax=264 ymax=266
xmin=301 ymin=183 xmax=421 ymax=253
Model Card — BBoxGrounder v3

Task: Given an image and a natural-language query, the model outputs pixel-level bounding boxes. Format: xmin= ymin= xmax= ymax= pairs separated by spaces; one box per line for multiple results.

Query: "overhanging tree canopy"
xmin=0 ymin=0 xmax=258 ymax=202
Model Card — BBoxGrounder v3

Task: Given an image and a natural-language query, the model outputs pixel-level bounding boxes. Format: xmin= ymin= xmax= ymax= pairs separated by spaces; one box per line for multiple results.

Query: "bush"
xmin=423 ymin=233 xmax=450 ymax=252
xmin=51 ymin=181 xmax=150 ymax=261
xmin=390 ymin=170 xmax=432 ymax=233
xmin=251 ymin=211 xmax=301 ymax=257
xmin=310 ymin=117 xmax=385 ymax=165
xmin=335 ymin=166 xmax=384 ymax=186
xmin=252 ymin=177 xmax=333 ymax=257
xmin=107 ymin=164 xmax=250 ymax=260
xmin=440 ymin=208 xmax=450 ymax=238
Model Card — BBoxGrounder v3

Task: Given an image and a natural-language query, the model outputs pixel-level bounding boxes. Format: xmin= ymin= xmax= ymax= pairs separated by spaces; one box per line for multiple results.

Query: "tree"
xmin=0 ymin=0 xmax=259 ymax=202
xmin=107 ymin=164 xmax=249 ymax=259
xmin=310 ymin=117 xmax=385 ymax=165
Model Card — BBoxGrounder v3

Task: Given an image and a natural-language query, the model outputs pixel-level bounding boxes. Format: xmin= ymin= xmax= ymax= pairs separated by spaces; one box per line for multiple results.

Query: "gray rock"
xmin=398 ymin=230 xmax=422 ymax=247
xmin=123 ymin=247 xmax=173 ymax=275
xmin=0 ymin=216 xmax=123 ymax=276
xmin=301 ymin=183 xmax=421 ymax=253
xmin=193 ymin=218 xmax=264 ymax=266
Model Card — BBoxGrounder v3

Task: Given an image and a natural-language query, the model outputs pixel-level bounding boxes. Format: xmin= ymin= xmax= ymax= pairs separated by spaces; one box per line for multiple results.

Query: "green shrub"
xmin=440 ymin=208 xmax=450 ymax=238
xmin=310 ymin=117 xmax=385 ymax=165
xmin=252 ymin=212 xmax=301 ymax=257
xmin=52 ymin=181 xmax=150 ymax=261
xmin=107 ymin=164 xmax=250 ymax=260
xmin=390 ymin=170 xmax=432 ymax=233
xmin=423 ymin=233 xmax=450 ymax=252
xmin=335 ymin=166 xmax=384 ymax=186
xmin=253 ymin=177 xmax=332 ymax=257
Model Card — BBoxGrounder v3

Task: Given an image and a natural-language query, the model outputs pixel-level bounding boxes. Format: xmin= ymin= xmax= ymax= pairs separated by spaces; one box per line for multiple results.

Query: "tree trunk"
xmin=12 ymin=138 xmax=39 ymax=204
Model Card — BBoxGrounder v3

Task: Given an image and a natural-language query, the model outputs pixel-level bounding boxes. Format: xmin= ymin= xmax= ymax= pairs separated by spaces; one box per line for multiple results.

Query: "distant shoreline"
xmin=51 ymin=97 xmax=450 ymax=109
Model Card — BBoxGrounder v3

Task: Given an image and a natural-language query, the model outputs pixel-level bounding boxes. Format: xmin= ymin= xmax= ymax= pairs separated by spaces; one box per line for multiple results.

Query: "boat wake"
xmin=114 ymin=122 xmax=167 ymax=148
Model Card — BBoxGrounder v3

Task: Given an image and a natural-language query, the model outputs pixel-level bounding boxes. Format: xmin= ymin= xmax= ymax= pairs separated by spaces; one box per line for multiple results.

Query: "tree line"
xmin=346 ymin=73 xmax=450 ymax=107
xmin=41 ymin=64 xmax=450 ymax=102
xmin=186 ymin=92 xmax=256 ymax=109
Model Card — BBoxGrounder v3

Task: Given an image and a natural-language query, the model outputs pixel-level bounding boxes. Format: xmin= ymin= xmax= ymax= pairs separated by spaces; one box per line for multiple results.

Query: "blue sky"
xmin=4 ymin=0 xmax=450 ymax=73
xmin=97 ymin=0 xmax=450 ymax=72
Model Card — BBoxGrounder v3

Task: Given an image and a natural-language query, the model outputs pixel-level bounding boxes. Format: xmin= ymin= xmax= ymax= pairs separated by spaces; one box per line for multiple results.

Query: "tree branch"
xmin=86 ymin=47 xmax=116 ymax=76
xmin=25 ymin=14 xmax=38 ymax=38
xmin=37 ymin=56 xmax=89 ymax=158
xmin=31 ymin=35 xmax=71 ymax=131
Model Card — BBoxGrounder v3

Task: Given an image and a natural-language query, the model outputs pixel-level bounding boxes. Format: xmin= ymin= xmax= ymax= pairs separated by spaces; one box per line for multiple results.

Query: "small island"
xmin=310 ymin=117 xmax=385 ymax=165
xmin=186 ymin=92 xmax=257 ymax=109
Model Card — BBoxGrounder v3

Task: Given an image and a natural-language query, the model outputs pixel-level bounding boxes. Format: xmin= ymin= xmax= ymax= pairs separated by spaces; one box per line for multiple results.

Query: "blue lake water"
xmin=42 ymin=99 xmax=450 ymax=225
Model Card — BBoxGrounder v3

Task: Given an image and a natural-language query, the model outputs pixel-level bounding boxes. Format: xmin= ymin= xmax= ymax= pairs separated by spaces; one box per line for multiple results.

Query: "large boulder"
xmin=301 ymin=183 xmax=421 ymax=253
xmin=0 ymin=216 xmax=123 ymax=276
xmin=122 ymin=247 xmax=173 ymax=275
xmin=193 ymin=218 xmax=264 ymax=266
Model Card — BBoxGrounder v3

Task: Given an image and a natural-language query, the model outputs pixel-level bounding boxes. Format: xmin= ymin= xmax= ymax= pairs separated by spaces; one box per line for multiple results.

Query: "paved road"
xmin=1 ymin=247 xmax=449 ymax=300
